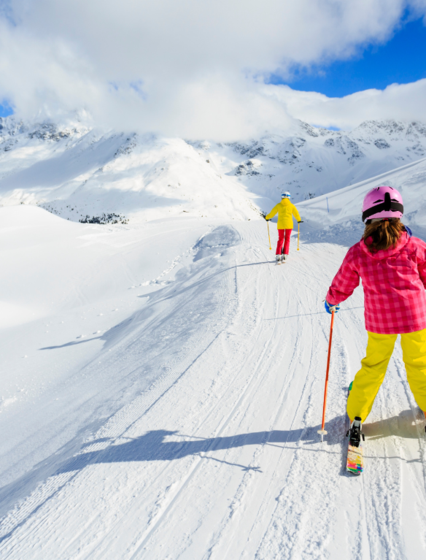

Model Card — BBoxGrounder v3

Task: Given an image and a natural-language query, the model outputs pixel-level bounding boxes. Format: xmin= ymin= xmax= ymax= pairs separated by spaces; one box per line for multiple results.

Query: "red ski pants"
xmin=276 ymin=229 xmax=292 ymax=255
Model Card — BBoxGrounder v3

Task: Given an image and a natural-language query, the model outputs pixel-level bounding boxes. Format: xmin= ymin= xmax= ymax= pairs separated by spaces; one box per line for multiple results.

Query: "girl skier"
xmin=325 ymin=186 xmax=426 ymax=432
xmin=265 ymin=192 xmax=302 ymax=263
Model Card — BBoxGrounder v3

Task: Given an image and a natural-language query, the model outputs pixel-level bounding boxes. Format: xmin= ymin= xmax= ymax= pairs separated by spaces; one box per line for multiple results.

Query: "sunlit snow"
xmin=1 ymin=117 xmax=426 ymax=559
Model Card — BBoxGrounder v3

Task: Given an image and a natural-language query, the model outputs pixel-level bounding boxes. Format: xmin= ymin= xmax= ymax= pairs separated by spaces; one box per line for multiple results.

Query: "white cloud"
xmin=0 ymin=1 xmax=425 ymax=139
xmin=265 ymin=80 xmax=426 ymax=130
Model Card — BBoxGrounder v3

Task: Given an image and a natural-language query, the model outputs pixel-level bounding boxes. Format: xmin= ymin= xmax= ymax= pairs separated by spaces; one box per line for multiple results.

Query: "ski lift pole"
xmin=267 ymin=221 xmax=271 ymax=250
xmin=297 ymin=222 xmax=300 ymax=251
xmin=318 ymin=309 xmax=335 ymax=442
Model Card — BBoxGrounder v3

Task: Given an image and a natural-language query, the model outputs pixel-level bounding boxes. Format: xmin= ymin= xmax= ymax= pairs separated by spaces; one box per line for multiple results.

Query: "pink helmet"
xmin=362 ymin=186 xmax=404 ymax=223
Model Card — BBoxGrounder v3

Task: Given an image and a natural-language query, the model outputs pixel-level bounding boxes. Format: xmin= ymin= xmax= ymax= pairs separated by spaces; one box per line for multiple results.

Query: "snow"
xmin=2 ymin=123 xmax=426 ymax=558
xmin=2 ymin=116 xmax=426 ymax=225
xmin=298 ymin=155 xmax=426 ymax=247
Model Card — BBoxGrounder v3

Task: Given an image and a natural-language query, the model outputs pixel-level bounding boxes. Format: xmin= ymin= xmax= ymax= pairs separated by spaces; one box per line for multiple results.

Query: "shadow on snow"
xmin=0 ymin=410 xmax=423 ymax=544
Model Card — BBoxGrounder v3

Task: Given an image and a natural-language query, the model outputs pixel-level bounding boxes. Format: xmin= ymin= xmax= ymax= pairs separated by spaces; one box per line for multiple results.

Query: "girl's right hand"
xmin=324 ymin=301 xmax=340 ymax=314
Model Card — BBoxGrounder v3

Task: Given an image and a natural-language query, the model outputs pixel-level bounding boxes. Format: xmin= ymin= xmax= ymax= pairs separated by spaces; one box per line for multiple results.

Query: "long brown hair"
xmin=363 ymin=219 xmax=405 ymax=253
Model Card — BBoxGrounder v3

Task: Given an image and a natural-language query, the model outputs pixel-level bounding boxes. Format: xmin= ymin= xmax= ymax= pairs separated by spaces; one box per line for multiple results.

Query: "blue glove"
xmin=325 ymin=301 xmax=340 ymax=314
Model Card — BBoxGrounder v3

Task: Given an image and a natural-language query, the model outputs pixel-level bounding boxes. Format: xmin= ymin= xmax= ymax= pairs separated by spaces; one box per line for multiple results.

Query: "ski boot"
xmin=346 ymin=416 xmax=365 ymax=447
xmin=282 ymin=254 xmax=287 ymax=263
xmin=275 ymin=255 xmax=281 ymax=264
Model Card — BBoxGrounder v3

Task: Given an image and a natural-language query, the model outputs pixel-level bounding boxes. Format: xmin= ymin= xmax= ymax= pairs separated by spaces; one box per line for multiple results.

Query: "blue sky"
xmin=269 ymin=16 xmax=426 ymax=97
xmin=0 ymin=102 xmax=13 ymax=117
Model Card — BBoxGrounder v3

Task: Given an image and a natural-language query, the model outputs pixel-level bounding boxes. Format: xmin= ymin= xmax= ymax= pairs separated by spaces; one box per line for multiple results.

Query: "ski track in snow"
xmin=1 ymin=220 xmax=426 ymax=558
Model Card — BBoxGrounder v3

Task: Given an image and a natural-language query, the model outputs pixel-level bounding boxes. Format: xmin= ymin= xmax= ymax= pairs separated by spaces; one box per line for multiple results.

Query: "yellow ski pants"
xmin=347 ymin=329 xmax=426 ymax=422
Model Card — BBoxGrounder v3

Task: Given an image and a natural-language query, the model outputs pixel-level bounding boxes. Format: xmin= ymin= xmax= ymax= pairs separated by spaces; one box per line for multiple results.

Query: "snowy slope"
xmin=2 ymin=128 xmax=426 ymax=558
xmin=297 ymin=155 xmax=426 ymax=247
xmin=1 ymin=198 xmax=426 ymax=558
xmin=1 ymin=116 xmax=426 ymax=224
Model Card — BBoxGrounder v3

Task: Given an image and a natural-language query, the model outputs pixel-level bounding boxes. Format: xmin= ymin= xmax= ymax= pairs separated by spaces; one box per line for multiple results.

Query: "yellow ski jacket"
xmin=265 ymin=199 xmax=301 ymax=229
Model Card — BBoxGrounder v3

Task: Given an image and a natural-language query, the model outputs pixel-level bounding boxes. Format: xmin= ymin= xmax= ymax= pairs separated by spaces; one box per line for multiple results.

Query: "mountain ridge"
xmin=1 ymin=115 xmax=426 ymax=223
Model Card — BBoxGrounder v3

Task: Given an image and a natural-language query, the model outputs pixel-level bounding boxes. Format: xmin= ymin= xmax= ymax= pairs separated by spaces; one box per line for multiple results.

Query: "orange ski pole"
xmin=318 ymin=309 xmax=335 ymax=442
xmin=297 ymin=222 xmax=300 ymax=251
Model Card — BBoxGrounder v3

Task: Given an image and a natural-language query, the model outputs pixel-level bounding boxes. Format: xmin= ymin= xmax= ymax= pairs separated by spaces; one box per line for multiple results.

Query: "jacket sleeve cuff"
xmin=325 ymin=291 xmax=340 ymax=306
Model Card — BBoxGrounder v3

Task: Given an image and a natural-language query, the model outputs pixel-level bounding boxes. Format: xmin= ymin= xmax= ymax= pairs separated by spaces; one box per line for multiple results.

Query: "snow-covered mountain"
xmin=0 ymin=117 xmax=259 ymax=223
xmin=220 ymin=119 xmax=426 ymax=201
xmin=1 ymin=116 xmax=426 ymax=223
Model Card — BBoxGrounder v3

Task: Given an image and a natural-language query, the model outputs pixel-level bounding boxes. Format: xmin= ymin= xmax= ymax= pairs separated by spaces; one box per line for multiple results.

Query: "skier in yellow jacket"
xmin=265 ymin=192 xmax=302 ymax=263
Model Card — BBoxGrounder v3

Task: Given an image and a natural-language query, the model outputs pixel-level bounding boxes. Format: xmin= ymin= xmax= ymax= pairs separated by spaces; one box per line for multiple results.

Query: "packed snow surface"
xmin=2 ymin=154 xmax=426 ymax=558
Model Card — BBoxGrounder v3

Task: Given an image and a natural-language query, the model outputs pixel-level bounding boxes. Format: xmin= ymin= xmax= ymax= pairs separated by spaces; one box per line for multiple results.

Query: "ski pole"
xmin=318 ymin=309 xmax=335 ymax=442
xmin=267 ymin=221 xmax=271 ymax=250
xmin=297 ymin=222 xmax=300 ymax=251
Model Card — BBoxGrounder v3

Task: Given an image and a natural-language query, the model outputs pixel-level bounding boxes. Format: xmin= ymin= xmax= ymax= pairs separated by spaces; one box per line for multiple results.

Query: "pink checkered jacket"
xmin=326 ymin=232 xmax=426 ymax=334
